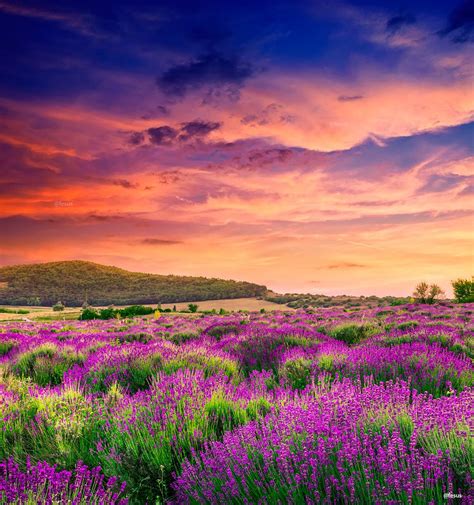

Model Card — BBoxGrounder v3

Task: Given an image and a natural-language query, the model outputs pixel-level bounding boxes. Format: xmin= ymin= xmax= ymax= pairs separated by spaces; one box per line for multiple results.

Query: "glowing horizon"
xmin=0 ymin=0 xmax=473 ymax=297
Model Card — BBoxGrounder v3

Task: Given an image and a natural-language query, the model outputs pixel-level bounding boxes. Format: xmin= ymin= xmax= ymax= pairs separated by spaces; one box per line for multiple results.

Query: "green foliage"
xmin=79 ymin=305 xmax=154 ymax=320
xmin=0 ymin=260 xmax=267 ymax=306
xmin=0 ymin=307 xmax=29 ymax=314
xmin=52 ymin=301 xmax=65 ymax=311
xmin=118 ymin=305 xmax=154 ymax=318
xmin=413 ymin=282 xmax=445 ymax=304
xmin=318 ymin=354 xmax=335 ymax=372
xmin=79 ymin=308 xmax=100 ymax=320
xmin=204 ymin=393 xmax=247 ymax=438
xmin=396 ymin=321 xmax=419 ymax=331
xmin=389 ymin=298 xmax=407 ymax=306
xmin=206 ymin=324 xmax=241 ymax=340
xmin=127 ymin=355 xmax=163 ymax=392
xmin=12 ymin=345 xmax=85 ymax=386
xmin=0 ymin=341 xmax=16 ymax=356
xmin=452 ymin=277 xmax=474 ymax=303
xmin=188 ymin=303 xmax=199 ymax=313
xmin=168 ymin=332 xmax=199 ymax=345
xmin=376 ymin=310 xmax=393 ymax=317
xmin=117 ymin=332 xmax=152 ymax=344
xmin=86 ymin=354 xmax=163 ymax=394
xmin=26 ymin=296 xmax=41 ymax=305
xmin=163 ymin=353 xmax=240 ymax=381
xmin=245 ymin=397 xmax=272 ymax=420
xmin=329 ymin=323 xmax=379 ymax=344
xmin=280 ymin=358 xmax=312 ymax=390
xmin=266 ymin=292 xmax=410 ymax=309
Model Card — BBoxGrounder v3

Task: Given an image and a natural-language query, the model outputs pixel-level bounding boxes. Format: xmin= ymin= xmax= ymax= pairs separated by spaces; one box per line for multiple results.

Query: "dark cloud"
xmin=141 ymin=238 xmax=182 ymax=245
xmin=337 ymin=95 xmax=364 ymax=102
xmin=141 ymin=105 xmax=169 ymax=120
xmin=241 ymin=103 xmax=296 ymax=126
xmin=111 ymin=178 xmax=138 ymax=189
xmin=214 ymin=144 xmax=306 ymax=172
xmin=128 ymin=131 xmax=145 ymax=145
xmin=87 ymin=214 xmax=124 ymax=222
xmin=327 ymin=262 xmax=367 ymax=269
xmin=143 ymin=120 xmax=221 ymax=146
xmin=147 ymin=126 xmax=178 ymax=145
xmin=439 ymin=0 xmax=474 ymax=43
xmin=386 ymin=13 xmax=416 ymax=34
xmin=150 ymin=170 xmax=182 ymax=184
xmin=179 ymin=120 xmax=221 ymax=140
xmin=417 ymin=173 xmax=470 ymax=193
xmin=157 ymin=52 xmax=255 ymax=99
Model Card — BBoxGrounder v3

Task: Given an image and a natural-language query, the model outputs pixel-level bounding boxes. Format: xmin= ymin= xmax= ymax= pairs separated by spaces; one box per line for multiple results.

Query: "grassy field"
xmin=160 ymin=297 xmax=293 ymax=312
xmin=0 ymin=297 xmax=290 ymax=321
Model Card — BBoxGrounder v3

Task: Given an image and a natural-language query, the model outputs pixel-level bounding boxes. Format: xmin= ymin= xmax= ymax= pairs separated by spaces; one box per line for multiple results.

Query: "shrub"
xmin=163 ymin=352 xmax=240 ymax=381
xmin=118 ymin=305 xmax=154 ymax=318
xmin=79 ymin=305 xmax=154 ymax=320
xmin=245 ymin=397 xmax=272 ymax=421
xmin=85 ymin=353 xmax=163 ymax=393
xmin=188 ymin=304 xmax=199 ymax=313
xmin=452 ymin=277 xmax=474 ymax=303
xmin=413 ymin=282 xmax=445 ymax=304
xmin=329 ymin=323 xmax=378 ymax=344
xmin=390 ymin=298 xmax=407 ymax=306
xmin=204 ymin=393 xmax=247 ymax=438
xmin=12 ymin=345 xmax=85 ymax=386
xmin=79 ymin=308 xmax=100 ymax=320
xmin=117 ymin=332 xmax=152 ymax=344
xmin=397 ymin=321 xmax=419 ymax=331
xmin=0 ymin=341 xmax=15 ymax=356
xmin=168 ymin=332 xmax=199 ymax=345
xmin=52 ymin=301 xmax=65 ymax=312
xmin=205 ymin=324 xmax=241 ymax=340
xmin=280 ymin=357 xmax=312 ymax=390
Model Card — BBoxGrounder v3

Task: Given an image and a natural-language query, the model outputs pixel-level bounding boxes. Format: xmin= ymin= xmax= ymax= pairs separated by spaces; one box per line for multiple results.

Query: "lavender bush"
xmin=0 ymin=303 xmax=472 ymax=503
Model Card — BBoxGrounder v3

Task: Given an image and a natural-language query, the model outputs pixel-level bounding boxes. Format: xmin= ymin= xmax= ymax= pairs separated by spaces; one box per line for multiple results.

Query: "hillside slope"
xmin=0 ymin=261 xmax=267 ymax=306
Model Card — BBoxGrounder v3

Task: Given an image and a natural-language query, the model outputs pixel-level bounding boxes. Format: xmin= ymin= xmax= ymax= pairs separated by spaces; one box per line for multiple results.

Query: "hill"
xmin=0 ymin=261 xmax=268 ymax=306
xmin=264 ymin=292 xmax=410 ymax=309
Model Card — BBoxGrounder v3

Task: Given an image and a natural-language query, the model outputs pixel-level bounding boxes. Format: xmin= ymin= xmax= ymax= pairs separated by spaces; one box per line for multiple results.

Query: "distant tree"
xmin=52 ymin=301 xmax=65 ymax=311
xmin=413 ymin=282 xmax=429 ymax=303
xmin=413 ymin=282 xmax=445 ymax=304
xmin=27 ymin=296 xmax=41 ymax=306
xmin=173 ymin=305 xmax=177 ymax=312
xmin=188 ymin=303 xmax=198 ymax=313
xmin=452 ymin=277 xmax=474 ymax=303
xmin=427 ymin=284 xmax=445 ymax=304
xmin=79 ymin=308 xmax=99 ymax=320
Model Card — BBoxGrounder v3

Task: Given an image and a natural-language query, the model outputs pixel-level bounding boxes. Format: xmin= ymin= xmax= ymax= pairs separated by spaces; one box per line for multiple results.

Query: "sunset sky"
xmin=0 ymin=0 xmax=473 ymax=296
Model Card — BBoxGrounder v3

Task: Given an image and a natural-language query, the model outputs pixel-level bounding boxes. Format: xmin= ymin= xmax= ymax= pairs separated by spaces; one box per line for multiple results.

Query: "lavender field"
xmin=0 ymin=304 xmax=472 ymax=504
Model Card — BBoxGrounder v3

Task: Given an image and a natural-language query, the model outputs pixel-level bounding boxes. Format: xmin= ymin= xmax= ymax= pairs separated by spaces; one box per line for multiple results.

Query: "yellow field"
xmin=0 ymin=298 xmax=291 ymax=321
xmin=160 ymin=298 xmax=293 ymax=312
